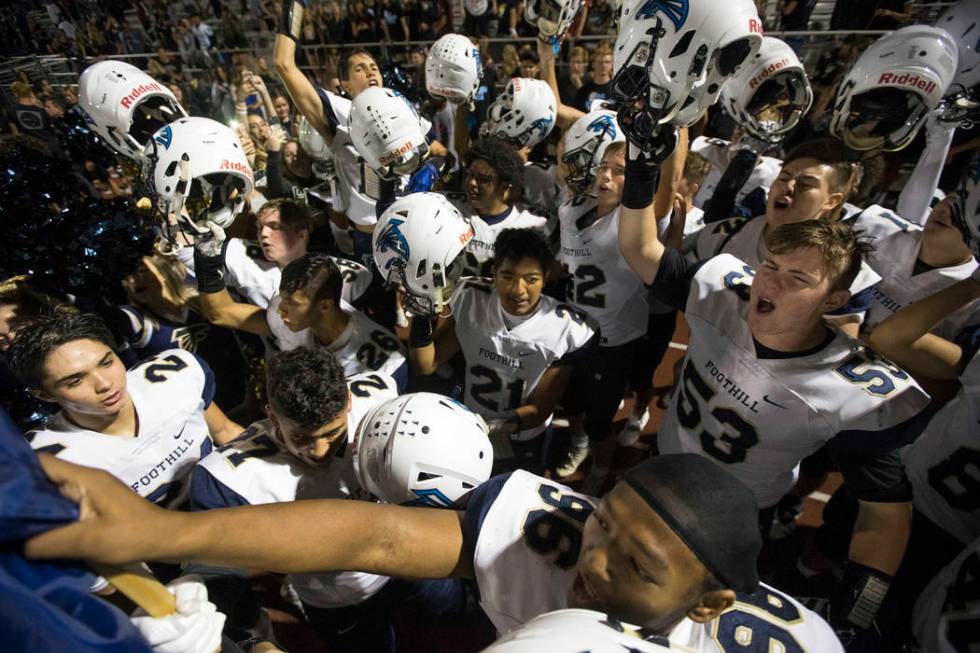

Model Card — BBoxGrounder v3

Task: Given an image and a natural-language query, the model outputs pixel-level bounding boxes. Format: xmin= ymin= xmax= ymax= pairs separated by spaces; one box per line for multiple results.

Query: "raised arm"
xmin=25 ymin=456 xmax=473 ymax=580
xmin=192 ymin=240 xmax=272 ymax=337
xmin=272 ymin=3 xmax=330 ymax=141
xmin=868 ymin=275 xmax=980 ymax=380
xmin=408 ymin=314 xmax=460 ymax=375
xmin=618 ymin=144 xmax=672 ymax=285
xmin=536 ymin=37 xmax=584 ymax=131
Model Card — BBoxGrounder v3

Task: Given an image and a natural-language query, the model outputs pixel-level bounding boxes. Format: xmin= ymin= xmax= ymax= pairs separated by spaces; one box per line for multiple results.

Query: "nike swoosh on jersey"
xmin=173 ymin=425 xmax=186 ymax=440
xmin=519 ymin=351 xmax=534 ymax=357
xmin=762 ymin=395 xmax=787 ymax=409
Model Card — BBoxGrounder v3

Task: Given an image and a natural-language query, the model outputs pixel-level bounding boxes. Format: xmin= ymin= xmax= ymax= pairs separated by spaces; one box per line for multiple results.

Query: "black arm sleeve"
xmin=264 ymin=149 xmax=297 ymax=199
xmin=646 ymin=248 xmax=706 ymax=312
xmin=832 ymin=449 xmax=913 ymax=503
xmin=703 ymin=149 xmax=759 ymax=225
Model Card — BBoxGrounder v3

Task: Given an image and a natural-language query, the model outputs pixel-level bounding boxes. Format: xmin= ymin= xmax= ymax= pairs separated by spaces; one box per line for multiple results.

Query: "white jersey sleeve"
xmin=222 ymin=239 xmax=282 ymax=309
xmin=903 ymin=347 xmax=980 ymax=544
xmin=27 ymin=349 xmax=216 ymax=507
xmin=658 ymin=254 xmax=930 ymax=507
xmin=558 ymin=198 xmax=648 ymax=346
xmin=462 ymin=470 xmax=595 ymax=634
xmin=670 ymin=583 xmax=844 ymax=652
xmin=451 ymin=279 xmax=598 ymax=440
xmin=690 ymin=137 xmax=782 ymax=210
xmin=913 ymin=534 xmax=980 ymax=653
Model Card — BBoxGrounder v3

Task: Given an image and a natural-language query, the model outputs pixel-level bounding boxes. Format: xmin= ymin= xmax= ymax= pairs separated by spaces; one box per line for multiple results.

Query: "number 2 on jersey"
xmin=144 ymin=354 xmax=189 ymax=383
xmin=469 ymin=365 xmax=525 ymax=413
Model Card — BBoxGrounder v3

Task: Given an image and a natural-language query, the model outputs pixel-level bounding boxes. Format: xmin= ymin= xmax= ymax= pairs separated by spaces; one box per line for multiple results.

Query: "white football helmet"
xmin=562 ymin=109 xmax=625 ymax=194
xmin=831 ymin=25 xmax=958 ymax=151
xmin=353 ymin=392 xmax=493 ymax=507
xmin=613 ymin=0 xmax=763 ymax=133
xmin=524 ymin=0 xmax=583 ymax=37
xmin=482 ymin=610 xmax=680 ymax=653
xmin=480 ymin=78 xmax=557 ymax=149
xmin=348 ymin=87 xmax=430 ymax=179
xmin=296 ymin=115 xmax=336 ymax=181
xmin=952 ymin=154 xmax=980 ymax=256
xmin=935 ymin=0 xmax=980 ymax=126
xmin=372 ymin=192 xmax=474 ymax=316
xmin=426 ymin=34 xmax=483 ymax=104
xmin=78 ymin=60 xmax=186 ymax=161
xmin=143 ymin=117 xmax=253 ymax=236
xmin=721 ymin=36 xmax=813 ymax=140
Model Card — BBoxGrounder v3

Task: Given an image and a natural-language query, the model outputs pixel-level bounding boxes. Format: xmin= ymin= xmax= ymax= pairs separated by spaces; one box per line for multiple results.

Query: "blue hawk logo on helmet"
xmin=530 ymin=116 xmax=554 ymax=139
xmin=634 ymin=0 xmax=689 ymax=30
xmin=153 ymin=125 xmax=173 ymax=150
xmin=587 ymin=114 xmax=617 ymax=139
xmin=408 ymin=488 xmax=457 ymax=508
xmin=377 ymin=216 xmax=411 ymax=269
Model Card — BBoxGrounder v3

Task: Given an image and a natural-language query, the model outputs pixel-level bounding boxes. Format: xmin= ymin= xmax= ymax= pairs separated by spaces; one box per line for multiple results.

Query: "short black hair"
xmin=520 ymin=50 xmax=540 ymax=65
xmin=492 ymin=228 xmax=553 ymax=273
xmin=7 ymin=312 xmax=117 ymax=388
xmin=279 ymin=253 xmax=343 ymax=305
xmin=266 ymin=346 xmax=348 ymax=429
xmin=464 ymin=137 xmax=525 ymax=200
xmin=340 ymin=49 xmax=377 ymax=81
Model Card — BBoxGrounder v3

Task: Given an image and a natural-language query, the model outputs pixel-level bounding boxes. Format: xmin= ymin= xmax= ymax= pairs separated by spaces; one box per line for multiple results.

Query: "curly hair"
xmin=492 ymin=228 xmax=554 ymax=272
xmin=7 ymin=312 xmax=117 ymax=388
xmin=266 ymin=346 xmax=348 ymax=429
xmin=464 ymin=137 xmax=525 ymax=202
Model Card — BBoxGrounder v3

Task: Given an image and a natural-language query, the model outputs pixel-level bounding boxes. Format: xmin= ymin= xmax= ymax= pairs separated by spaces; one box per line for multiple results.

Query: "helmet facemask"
xmin=841 ymin=87 xmax=928 ymax=151
xmin=745 ymin=72 xmax=809 ymax=138
xmin=563 ymin=129 xmax=609 ymax=194
xmin=386 ymin=255 xmax=463 ymax=317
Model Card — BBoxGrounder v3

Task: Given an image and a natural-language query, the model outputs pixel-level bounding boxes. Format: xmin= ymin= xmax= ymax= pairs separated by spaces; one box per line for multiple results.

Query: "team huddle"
xmin=4 ymin=0 xmax=980 ymax=652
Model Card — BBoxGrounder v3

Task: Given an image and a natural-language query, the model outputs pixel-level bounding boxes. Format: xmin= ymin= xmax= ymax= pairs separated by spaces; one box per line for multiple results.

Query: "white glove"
xmin=131 ymin=576 xmax=225 ymax=653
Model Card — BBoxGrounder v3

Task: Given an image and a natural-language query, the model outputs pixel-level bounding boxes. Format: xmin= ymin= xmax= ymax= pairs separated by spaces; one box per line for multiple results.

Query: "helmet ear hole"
xmin=669 ymin=30 xmax=695 ymax=58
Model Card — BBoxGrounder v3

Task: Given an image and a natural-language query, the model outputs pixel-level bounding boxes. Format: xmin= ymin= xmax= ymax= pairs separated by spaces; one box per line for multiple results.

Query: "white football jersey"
xmin=683 ymin=205 xmax=707 ymax=238
xmin=450 ymin=278 xmax=597 ymax=440
xmin=223 ymin=238 xmax=279 ymax=309
xmin=902 ymin=349 xmax=980 ymax=545
xmin=848 ymin=205 xmax=979 ymax=339
xmin=522 ymin=161 xmax=559 ymax=221
xmin=458 ymin=205 xmax=549 ymax=277
xmin=466 ymin=471 xmax=842 ymax=651
xmin=691 ymin=215 xmax=882 ymax=320
xmin=26 ymin=349 xmax=215 ymax=507
xmin=271 ymin=299 xmax=408 ymax=384
xmin=913 ymin=534 xmax=980 ymax=653
xmin=690 ymin=136 xmax=782 ymax=210
xmin=190 ymin=371 xmax=398 ymax=608
xmin=558 ymin=197 xmax=649 ymax=346
xmin=657 ymin=255 xmax=931 ymax=508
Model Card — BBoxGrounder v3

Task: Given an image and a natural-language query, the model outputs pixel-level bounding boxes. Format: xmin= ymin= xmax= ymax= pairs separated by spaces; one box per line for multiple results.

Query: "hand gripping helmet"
xmin=426 ymin=34 xmax=483 ymax=104
xmin=143 ymin=117 xmax=253 ymax=236
xmin=372 ymin=192 xmax=474 ymax=316
xmin=721 ymin=36 xmax=813 ymax=140
xmin=524 ymin=0 xmax=584 ymax=38
xmin=349 ymin=87 xmax=430 ymax=179
xmin=352 ymin=392 xmax=493 ymax=507
xmin=78 ymin=60 xmax=187 ymax=161
xmin=613 ymin=0 xmax=763 ymax=134
xmin=935 ymin=0 xmax=980 ymax=125
xmin=481 ymin=610 xmax=679 ymax=653
xmin=831 ymin=25 xmax=958 ymax=152
xmin=562 ymin=109 xmax=625 ymax=194
xmin=479 ymin=78 xmax=557 ymax=149
xmin=297 ymin=115 xmax=336 ymax=180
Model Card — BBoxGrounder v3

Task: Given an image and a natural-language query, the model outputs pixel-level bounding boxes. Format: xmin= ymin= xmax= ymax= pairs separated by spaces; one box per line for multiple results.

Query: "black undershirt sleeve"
xmin=646 ymin=248 xmax=706 ymax=312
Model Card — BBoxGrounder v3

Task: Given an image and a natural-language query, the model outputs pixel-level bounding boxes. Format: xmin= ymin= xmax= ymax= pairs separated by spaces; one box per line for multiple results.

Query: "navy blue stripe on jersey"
xmin=555 ymin=330 xmax=601 ymax=368
xmin=827 ymin=284 xmax=875 ymax=317
xmin=828 ymin=403 xmax=939 ymax=455
xmin=315 ymin=88 xmax=341 ymax=136
xmin=648 ymin=247 xmax=707 ymax=312
xmin=193 ymin=354 xmax=217 ymax=409
xmin=189 ymin=466 xmax=251 ymax=511
xmin=461 ymin=473 xmax=513 ymax=585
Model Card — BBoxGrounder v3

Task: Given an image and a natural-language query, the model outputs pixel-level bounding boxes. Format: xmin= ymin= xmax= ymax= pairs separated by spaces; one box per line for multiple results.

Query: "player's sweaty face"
xmin=571 ymin=483 xmax=710 ymax=633
xmin=595 ymin=150 xmax=625 ymax=213
xmin=748 ymin=247 xmax=838 ymax=338
xmin=271 ymin=401 xmax=350 ymax=467
xmin=277 ymin=290 xmax=314 ymax=332
xmin=766 ymin=158 xmax=841 ymax=227
xmin=257 ymin=209 xmax=307 ymax=265
xmin=343 ymin=54 xmax=383 ymax=98
xmin=466 ymin=159 xmax=509 ymax=215
xmin=38 ymin=339 xmax=129 ymax=418
xmin=494 ymin=257 xmax=545 ymax=316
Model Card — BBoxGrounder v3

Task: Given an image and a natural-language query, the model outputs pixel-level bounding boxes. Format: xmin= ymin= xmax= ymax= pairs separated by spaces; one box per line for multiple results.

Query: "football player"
xmin=689 ymin=139 xmax=878 ymax=336
xmin=189 ymin=346 xmax=409 ymax=650
xmin=618 ymin=142 xmax=933 ymax=637
xmin=24 ymin=454 xmax=844 ymax=651
xmin=452 ymin=137 xmax=548 ymax=278
xmin=10 ymin=312 xmax=243 ymax=508
xmin=195 ymin=250 xmax=406 ymax=388
xmin=408 ymin=228 xmax=598 ymax=473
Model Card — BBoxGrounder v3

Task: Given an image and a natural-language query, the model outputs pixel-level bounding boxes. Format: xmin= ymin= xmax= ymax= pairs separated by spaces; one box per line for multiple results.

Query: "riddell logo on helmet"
xmin=749 ymin=18 xmax=763 ymax=34
xmin=878 ymin=72 xmax=936 ymax=95
xmin=379 ymin=141 xmax=415 ymax=166
xmin=120 ymin=83 xmax=163 ymax=109
xmin=459 ymin=226 xmax=475 ymax=245
xmin=749 ymin=58 xmax=791 ymax=89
